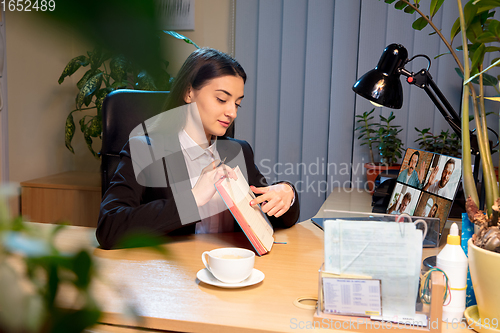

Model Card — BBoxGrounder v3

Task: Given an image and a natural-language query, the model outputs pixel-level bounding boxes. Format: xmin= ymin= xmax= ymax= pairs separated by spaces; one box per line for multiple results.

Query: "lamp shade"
xmin=352 ymin=44 xmax=408 ymax=109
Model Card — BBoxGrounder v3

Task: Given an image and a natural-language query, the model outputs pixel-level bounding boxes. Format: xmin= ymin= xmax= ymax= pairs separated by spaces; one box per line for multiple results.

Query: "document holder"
xmin=314 ymin=264 xmax=445 ymax=333
xmin=311 ymin=209 xmax=441 ymax=248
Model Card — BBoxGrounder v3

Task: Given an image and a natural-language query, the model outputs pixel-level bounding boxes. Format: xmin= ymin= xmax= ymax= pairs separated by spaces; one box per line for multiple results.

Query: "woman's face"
xmin=185 ymin=75 xmax=244 ymax=141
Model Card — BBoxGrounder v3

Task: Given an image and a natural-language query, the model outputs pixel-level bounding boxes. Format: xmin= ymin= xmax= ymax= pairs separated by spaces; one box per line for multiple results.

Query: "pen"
xmin=213 ymin=156 xmax=231 ymax=184
xmin=215 ymin=157 xmax=227 ymax=168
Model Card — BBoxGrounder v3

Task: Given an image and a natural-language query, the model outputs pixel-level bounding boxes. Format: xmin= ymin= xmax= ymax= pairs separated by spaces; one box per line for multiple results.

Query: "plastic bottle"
xmin=436 ymin=222 xmax=468 ymax=323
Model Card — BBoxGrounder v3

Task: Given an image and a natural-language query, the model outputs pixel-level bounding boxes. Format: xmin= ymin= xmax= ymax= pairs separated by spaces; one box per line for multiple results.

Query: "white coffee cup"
xmin=201 ymin=247 xmax=255 ymax=283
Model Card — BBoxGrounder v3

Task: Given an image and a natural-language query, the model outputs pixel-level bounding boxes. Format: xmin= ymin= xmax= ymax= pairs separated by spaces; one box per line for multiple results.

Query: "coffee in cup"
xmin=201 ymin=247 xmax=255 ymax=283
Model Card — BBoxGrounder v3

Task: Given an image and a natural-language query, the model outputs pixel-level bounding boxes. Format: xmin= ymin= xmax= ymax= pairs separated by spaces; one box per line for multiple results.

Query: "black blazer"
xmin=97 ymin=135 xmax=300 ymax=249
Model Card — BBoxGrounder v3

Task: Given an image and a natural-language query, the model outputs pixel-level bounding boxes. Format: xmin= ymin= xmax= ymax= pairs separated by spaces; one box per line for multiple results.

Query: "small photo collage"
xmin=386 ymin=148 xmax=462 ymax=233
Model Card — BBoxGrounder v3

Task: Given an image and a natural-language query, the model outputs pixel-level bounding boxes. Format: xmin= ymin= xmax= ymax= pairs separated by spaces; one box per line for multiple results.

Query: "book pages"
xmin=220 ymin=166 xmax=274 ymax=251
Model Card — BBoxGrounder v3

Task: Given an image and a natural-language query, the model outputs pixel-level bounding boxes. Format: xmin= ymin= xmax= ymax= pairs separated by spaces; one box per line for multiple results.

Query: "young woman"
xmin=97 ymin=48 xmax=300 ymax=249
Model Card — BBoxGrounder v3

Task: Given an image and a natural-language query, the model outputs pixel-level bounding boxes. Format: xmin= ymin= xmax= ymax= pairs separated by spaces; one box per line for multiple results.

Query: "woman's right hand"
xmin=191 ymin=160 xmax=237 ymax=207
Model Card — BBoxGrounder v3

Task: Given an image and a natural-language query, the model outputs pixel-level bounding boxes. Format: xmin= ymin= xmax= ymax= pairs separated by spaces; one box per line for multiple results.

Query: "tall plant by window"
xmin=382 ymin=0 xmax=500 ymax=251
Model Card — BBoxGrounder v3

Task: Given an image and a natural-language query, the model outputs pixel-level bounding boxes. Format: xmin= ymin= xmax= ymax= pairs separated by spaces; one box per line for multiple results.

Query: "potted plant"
xmin=59 ymin=31 xmax=199 ymax=158
xmin=414 ymin=127 xmax=461 ymax=158
xmin=355 ymin=108 xmax=404 ymax=192
xmin=384 ymin=0 xmax=500 ymax=323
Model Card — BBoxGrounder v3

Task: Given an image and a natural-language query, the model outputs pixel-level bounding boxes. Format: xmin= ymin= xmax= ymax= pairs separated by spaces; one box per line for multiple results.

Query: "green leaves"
xmin=414 ymin=128 xmax=461 ymax=157
xmin=381 ymin=0 xmax=437 ymax=33
xmin=76 ymin=72 xmax=103 ymax=109
xmin=376 ymin=111 xmax=404 ymax=165
xmin=77 ymin=69 xmax=97 ymax=90
xmin=355 ymin=109 xmax=404 ymax=165
xmin=394 ymin=1 xmax=407 ymax=10
xmin=471 ymin=43 xmax=486 ymax=70
xmin=404 ymin=5 xmax=417 ymax=14
xmin=474 ymin=0 xmax=500 ymax=14
xmin=51 ymin=308 xmax=101 ymax=333
xmin=135 ymin=70 xmax=157 ymax=90
xmin=412 ymin=16 xmax=429 ymax=30
xmin=73 ymin=250 xmax=93 ymax=289
xmin=58 ymin=55 xmax=89 ymax=84
xmin=79 ymin=115 xmax=102 ymax=159
xmin=163 ymin=30 xmax=200 ymax=49
xmin=19 ymin=241 xmax=102 ymax=332
xmin=430 ymin=0 xmax=445 ymax=18
xmin=94 ymin=88 xmax=109 ymax=116
xmin=65 ymin=112 xmax=76 ymax=154
xmin=59 ymin=31 xmax=197 ymax=157
xmin=110 ymin=55 xmax=129 ymax=82
xmin=88 ymin=47 xmax=109 ymax=71
xmin=451 ymin=17 xmax=461 ymax=41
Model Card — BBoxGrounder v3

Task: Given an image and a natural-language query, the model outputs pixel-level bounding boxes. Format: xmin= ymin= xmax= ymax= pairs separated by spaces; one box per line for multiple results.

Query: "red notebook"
xmin=215 ymin=166 xmax=274 ymax=256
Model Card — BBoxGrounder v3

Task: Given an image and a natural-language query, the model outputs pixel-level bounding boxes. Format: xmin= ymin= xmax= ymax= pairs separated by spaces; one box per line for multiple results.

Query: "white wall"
xmin=4 ymin=0 xmax=233 ymax=184
xmin=6 ymin=11 xmax=96 ymax=183
xmin=163 ymin=0 xmax=234 ymax=75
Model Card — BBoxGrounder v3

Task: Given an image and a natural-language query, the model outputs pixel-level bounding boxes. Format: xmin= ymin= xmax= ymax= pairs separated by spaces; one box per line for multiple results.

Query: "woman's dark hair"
xmin=429 ymin=203 xmax=439 ymax=217
xmin=164 ymin=48 xmax=247 ymax=111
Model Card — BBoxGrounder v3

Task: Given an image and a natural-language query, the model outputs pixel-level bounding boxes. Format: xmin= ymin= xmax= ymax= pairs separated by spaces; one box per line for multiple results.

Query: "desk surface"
xmin=43 ymin=188 xmax=468 ymax=333
xmin=57 ymin=221 xmax=324 ymax=333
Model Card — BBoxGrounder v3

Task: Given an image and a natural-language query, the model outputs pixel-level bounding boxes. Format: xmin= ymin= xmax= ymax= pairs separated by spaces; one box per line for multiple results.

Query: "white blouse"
xmin=178 ymin=130 xmax=234 ymax=234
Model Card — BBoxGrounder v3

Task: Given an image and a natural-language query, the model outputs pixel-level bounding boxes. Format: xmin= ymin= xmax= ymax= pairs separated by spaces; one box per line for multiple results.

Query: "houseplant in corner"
xmin=59 ymin=31 xmax=199 ymax=158
xmin=355 ymin=108 xmax=404 ymax=192
xmin=383 ymin=0 xmax=500 ymax=324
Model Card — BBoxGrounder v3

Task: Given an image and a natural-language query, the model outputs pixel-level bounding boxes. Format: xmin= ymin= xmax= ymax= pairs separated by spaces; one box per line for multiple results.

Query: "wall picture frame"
xmin=156 ymin=0 xmax=195 ymax=31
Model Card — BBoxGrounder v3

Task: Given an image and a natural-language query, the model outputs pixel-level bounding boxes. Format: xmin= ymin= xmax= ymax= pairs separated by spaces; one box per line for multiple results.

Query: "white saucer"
xmin=196 ymin=268 xmax=264 ymax=288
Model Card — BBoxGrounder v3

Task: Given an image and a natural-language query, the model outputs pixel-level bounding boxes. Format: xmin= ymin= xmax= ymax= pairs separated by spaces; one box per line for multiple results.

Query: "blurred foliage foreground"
xmin=0 ymin=185 xmax=169 ymax=333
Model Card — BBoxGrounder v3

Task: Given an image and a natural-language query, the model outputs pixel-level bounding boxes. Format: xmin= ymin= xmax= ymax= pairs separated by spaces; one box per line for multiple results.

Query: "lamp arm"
xmin=399 ymin=66 xmax=483 ymax=194
xmin=399 ymin=67 xmax=462 ymax=135
xmin=422 ymin=83 xmax=462 ymax=136
xmin=398 ymin=67 xmax=483 ymax=158
xmin=425 ymin=72 xmax=461 ymax=125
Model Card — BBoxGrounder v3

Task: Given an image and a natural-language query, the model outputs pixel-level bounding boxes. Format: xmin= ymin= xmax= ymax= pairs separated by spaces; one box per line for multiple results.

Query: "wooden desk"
xmin=54 ymin=221 xmax=324 ymax=333
xmin=21 ymin=171 xmax=101 ymax=227
xmin=313 ymin=187 xmax=374 ymax=217
xmin=42 ymin=188 xmax=468 ymax=333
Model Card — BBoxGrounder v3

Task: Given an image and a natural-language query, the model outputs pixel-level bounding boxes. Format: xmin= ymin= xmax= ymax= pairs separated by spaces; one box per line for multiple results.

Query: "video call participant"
xmin=387 ymin=192 xmax=412 ymax=215
xmin=396 ymin=151 xmax=425 ymax=189
xmin=97 ymin=48 xmax=300 ymax=250
xmin=423 ymin=158 xmax=456 ymax=198
xmin=427 ymin=203 xmax=439 ymax=218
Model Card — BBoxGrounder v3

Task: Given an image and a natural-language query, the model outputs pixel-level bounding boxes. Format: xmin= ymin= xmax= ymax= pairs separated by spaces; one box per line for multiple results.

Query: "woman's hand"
xmin=192 ymin=160 xmax=237 ymax=207
xmin=249 ymin=183 xmax=294 ymax=218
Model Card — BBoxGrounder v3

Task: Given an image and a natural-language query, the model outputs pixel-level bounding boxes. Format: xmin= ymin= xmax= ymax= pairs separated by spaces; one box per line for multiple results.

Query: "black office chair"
xmin=100 ymin=88 xmax=236 ymax=197
xmin=100 ymin=89 xmax=169 ymax=196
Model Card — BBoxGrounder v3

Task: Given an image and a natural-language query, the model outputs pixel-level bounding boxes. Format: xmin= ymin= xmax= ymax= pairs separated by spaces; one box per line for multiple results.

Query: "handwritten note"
xmin=324 ymin=220 xmax=422 ymax=320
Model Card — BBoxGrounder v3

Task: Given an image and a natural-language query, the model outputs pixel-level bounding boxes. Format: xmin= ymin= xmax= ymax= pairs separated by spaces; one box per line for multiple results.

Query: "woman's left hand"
xmin=249 ymin=183 xmax=294 ymax=218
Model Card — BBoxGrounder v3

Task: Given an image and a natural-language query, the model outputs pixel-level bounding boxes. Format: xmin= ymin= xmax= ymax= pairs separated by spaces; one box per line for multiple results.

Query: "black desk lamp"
xmin=352 ymin=44 xmax=476 ymax=267
xmin=352 ymin=43 xmax=480 ymax=181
